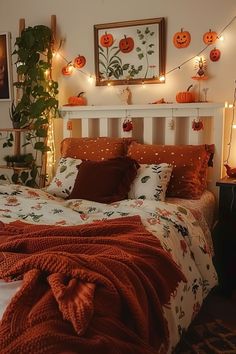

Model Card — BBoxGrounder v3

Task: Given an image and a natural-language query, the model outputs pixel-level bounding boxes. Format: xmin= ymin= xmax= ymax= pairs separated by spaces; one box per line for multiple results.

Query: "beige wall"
xmin=0 ymin=0 xmax=236 ymax=166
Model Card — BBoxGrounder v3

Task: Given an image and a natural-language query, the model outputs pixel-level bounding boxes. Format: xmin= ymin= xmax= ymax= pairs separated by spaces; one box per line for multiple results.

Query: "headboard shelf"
xmin=60 ymin=102 xmax=225 ymax=197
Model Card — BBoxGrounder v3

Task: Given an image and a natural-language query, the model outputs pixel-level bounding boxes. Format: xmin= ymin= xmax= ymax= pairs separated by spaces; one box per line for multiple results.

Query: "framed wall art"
xmin=94 ymin=17 xmax=166 ymax=86
xmin=0 ymin=32 xmax=12 ymax=101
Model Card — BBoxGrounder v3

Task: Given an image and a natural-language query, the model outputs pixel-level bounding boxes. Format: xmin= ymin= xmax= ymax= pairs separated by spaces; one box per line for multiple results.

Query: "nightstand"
xmin=213 ymin=177 xmax=236 ymax=296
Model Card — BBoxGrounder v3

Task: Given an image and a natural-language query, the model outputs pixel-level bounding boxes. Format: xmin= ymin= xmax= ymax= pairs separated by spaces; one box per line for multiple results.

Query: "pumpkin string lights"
xmin=166 ymin=15 xmax=236 ymax=79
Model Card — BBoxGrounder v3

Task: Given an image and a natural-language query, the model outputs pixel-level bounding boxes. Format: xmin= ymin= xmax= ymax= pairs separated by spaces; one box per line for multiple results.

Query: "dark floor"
xmin=192 ymin=287 xmax=236 ymax=330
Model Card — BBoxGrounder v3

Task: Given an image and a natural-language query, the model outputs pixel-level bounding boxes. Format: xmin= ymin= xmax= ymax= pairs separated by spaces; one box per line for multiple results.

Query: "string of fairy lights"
xmin=48 ymin=15 xmax=236 ymax=171
xmin=54 ymin=15 xmax=236 ymax=86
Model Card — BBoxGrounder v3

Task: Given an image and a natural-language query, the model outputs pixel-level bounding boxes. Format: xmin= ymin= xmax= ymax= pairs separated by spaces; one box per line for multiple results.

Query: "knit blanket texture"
xmin=0 ymin=216 xmax=185 ymax=354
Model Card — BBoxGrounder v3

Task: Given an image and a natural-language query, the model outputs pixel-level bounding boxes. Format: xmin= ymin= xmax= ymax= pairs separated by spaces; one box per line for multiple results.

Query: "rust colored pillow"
xmin=68 ymin=157 xmax=139 ymax=203
xmin=61 ymin=137 xmax=135 ymax=161
xmin=127 ymin=142 xmax=213 ymax=199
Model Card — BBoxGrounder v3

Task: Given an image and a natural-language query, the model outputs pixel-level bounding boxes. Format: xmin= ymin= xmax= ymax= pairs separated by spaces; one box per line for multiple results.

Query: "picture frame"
xmin=94 ymin=17 xmax=166 ymax=86
xmin=0 ymin=32 xmax=12 ymax=101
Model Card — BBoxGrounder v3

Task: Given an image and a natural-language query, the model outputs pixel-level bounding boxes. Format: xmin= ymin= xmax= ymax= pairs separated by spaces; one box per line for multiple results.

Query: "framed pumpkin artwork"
xmin=0 ymin=32 xmax=12 ymax=101
xmin=94 ymin=17 xmax=166 ymax=86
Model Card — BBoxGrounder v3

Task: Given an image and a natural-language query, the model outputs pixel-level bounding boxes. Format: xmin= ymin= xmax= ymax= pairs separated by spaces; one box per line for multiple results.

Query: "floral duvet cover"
xmin=0 ymin=184 xmax=217 ymax=353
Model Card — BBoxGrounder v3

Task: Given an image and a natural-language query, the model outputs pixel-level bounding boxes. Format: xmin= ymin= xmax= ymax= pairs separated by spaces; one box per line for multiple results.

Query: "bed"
xmin=0 ymin=103 xmax=225 ymax=353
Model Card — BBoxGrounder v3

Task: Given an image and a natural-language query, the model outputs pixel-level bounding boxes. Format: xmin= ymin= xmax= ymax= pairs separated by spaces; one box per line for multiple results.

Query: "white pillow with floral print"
xmin=46 ymin=157 xmax=82 ymax=199
xmin=128 ymin=163 xmax=173 ymax=201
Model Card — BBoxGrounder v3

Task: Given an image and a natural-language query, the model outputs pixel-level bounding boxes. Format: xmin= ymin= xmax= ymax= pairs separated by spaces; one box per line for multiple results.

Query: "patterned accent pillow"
xmin=127 ymin=142 xmax=213 ymax=199
xmin=46 ymin=157 xmax=82 ymax=198
xmin=128 ymin=163 xmax=173 ymax=201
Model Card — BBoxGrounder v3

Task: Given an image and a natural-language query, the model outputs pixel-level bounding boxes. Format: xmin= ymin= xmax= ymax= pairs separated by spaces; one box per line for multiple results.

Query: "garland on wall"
xmin=55 ymin=15 xmax=236 ymax=86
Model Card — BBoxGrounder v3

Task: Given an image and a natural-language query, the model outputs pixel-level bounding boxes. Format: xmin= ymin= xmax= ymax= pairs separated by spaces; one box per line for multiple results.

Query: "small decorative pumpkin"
xmin=68 ymin=92 xmax=87 ymax=106
xmin=100 ymin=32 xmax=114 ymax=47
xmin=74 ymin=55 xmax=86 ymax=69
xmin=203 ymin=29 xmax=218 ymax=44
xmin=176 ymin=85 xmax=194 ymax=103
xmin=210 ymin=47 xmax=221 ymax=62
xmin=119 ymin=35 xmax=134 ymax=53
xmin=61 ymin=64 xmax=73 ymax=76
xmin=173 ymin=28 xmax=191 ymax=48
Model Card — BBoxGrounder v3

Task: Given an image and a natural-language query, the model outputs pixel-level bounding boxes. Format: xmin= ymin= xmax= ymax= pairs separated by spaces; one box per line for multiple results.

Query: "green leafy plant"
xmin=4 ymin=25 xmax=59 ymax=187
xmin=136 ymin=27 xmax=155 ymax=78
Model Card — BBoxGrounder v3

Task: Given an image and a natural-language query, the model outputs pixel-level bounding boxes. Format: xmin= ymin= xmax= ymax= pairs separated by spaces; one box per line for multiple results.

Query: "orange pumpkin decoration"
xmin=61 ymin=64 xmax=73 ymax=76
xmin=176 ymin=85 xmax=194 ymax=103
xmin=68 ymin=92 xmax=87 ymax=106
xmin=203 ymin=29 xmax=218 ymax=44
xmin=74 ymin=55 xmax=86 ymax=69
xmin=210 ymin=47 xmax=221 ymax=62
xmin=173 ymin=28 xmax=191 ymax=48
xmin=100 ymin=32 xmax=114 ymax=47
xmin=119 ymin=35 xmax=134 ymax=53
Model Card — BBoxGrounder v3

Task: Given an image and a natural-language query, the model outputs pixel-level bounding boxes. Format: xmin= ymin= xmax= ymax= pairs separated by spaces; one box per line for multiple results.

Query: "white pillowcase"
xmin=128 ymin=163 xmax=173 ymax=201
xmin=46 ymin=157 xmax=82 ymax=198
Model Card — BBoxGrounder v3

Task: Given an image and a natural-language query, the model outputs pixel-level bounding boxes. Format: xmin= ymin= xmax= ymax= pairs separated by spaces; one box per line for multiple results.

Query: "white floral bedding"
xmin=0 ymin=184 xmax=218 ymax=353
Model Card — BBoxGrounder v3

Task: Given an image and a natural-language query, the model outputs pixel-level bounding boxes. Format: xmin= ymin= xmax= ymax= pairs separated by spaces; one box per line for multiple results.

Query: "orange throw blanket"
xmin=0 ymin=216 xmax=185 ymax=354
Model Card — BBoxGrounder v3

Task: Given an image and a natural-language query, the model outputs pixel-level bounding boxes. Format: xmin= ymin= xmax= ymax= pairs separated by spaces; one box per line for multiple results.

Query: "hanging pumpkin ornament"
xmin=61 ymin=63 xmax=73 ymax=76
xmin=210 ymin=47 xmax=221 ymax=62
xmin=192 ymin=118 xmax=204 ymax=131
xmin=119 ymin=35 xmax=134 ymax=53
xmin=203 ymin=29 xmax=218 ymax=45
xmin=74 ymin=55 xmax=86 ymax=69
xmin=100 ymin=32 xmax=114 ymax=47
xmin=173 ymin=28 xmax=191 ymax=48
xmin=122 ymin=118 xmax=133 ymax=132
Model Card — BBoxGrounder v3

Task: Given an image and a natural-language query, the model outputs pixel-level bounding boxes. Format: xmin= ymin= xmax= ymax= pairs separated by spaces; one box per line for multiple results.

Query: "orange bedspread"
xmin=0 ymin=216 xmax=185 ymax=354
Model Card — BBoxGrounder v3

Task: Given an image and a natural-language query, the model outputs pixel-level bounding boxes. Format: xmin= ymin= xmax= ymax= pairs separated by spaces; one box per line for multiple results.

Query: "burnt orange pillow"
xmin=68 ymin=157 xmax=139 ymax=203
xmin=61 ymin=137 xmax=134 ymax=161
xmin=127 ymin=142 xmax=213 ymax=199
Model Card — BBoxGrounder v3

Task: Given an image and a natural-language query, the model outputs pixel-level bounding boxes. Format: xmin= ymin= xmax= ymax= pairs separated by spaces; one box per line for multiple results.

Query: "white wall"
xmin=0 ymin=0 xmax=236 ymax=166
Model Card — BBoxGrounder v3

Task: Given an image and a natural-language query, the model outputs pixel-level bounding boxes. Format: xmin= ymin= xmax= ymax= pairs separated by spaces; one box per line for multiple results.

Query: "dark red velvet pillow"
xmin=68 ymin=157 xmax=139 ymax=203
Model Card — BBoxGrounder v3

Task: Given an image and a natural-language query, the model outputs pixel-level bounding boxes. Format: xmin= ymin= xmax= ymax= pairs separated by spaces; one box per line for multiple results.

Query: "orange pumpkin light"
xmin=61 ymin=64 xmax=73 ymax=76
xmin=173 ymin=28 xmax=191 ymax=48
xmin=74 ymin=55 xmax=86 ymax=69
xmin=68 ymin=92 xmax=87 ymax=106
xmin=210 ymin=47 xmax=221 ymax=62
xmin=119 ymin=35 xmax=134 ymax=53
xmin=176 ymin=85 xmax=195 ymax=103
xmin=203 ymin=29 xmax=218 ymax=44
xmin=100 ymin=32 xmax=114 ymax=47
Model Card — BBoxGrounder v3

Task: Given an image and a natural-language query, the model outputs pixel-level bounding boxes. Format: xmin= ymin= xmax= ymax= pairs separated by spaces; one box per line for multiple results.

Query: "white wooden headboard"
xmin=60 ymin=103 xmax=225 ymax=197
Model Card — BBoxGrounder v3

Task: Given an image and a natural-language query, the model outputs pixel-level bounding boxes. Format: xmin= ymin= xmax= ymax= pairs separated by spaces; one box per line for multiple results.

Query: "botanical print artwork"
xmin=98 ymin=24 xmax=159 ymax=81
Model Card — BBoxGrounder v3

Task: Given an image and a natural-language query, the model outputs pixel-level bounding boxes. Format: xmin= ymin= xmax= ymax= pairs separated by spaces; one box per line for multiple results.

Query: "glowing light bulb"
xmin=218 ymin=35 xmax=224 ymax=41
xmin=87 ymin=75 xmax=93 ymax=83
xmin=225 ymin=101 xmax=228 ymax=108
xmin=233 ymin=124 xmax=236 ymax=129
xmin=107 ymin=82 xmax=111 ymax=87
xmin=159 ymin=75 xmax=165 ymax=82
xmin=229 ymin=104 xmax=233 ymax=108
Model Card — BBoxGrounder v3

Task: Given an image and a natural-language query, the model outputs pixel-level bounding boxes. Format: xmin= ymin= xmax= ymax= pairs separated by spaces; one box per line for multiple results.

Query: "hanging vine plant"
xmin=7 ymin=25 xmax=59 ymax=187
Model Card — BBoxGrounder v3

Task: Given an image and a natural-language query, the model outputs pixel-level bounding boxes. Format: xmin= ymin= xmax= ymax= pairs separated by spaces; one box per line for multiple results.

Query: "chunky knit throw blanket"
xmin=0 ymin=216 xmax=185 ymax=354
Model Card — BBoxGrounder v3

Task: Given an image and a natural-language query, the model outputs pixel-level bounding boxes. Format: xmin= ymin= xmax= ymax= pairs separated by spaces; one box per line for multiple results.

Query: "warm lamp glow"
xmin=218 ymin=35 xmax=224 ymax=41
xmin=159 ymin=75 xmax=165 ymax=82
xmin=229 ymin=104 xmax=234 ymax=108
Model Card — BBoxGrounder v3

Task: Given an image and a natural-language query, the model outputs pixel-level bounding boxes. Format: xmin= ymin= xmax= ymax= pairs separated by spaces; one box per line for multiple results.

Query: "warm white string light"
xmin=53 ymin=16 xmax=236 ymax=83
xmin=225 ymin=82 xmax=236 ymax=164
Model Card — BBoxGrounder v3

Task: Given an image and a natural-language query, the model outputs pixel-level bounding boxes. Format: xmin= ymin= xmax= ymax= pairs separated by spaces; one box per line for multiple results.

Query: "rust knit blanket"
xmin=0 ymin=216 xmax=185 ymax=354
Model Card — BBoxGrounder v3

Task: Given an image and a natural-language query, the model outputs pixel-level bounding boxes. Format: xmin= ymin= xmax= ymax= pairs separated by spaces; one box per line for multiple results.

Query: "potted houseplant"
xmin=4 ymin=25 xmax=59 ymax=187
